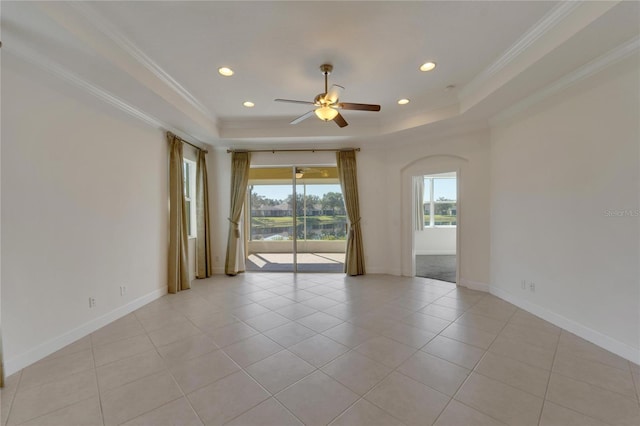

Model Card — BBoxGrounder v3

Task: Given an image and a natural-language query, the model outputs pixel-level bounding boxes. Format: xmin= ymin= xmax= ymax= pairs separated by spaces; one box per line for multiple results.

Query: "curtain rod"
xmin=226 ymin=148 xmax=360 ymax=154
xmin=167 ymin=131 xmax=208 ymax=154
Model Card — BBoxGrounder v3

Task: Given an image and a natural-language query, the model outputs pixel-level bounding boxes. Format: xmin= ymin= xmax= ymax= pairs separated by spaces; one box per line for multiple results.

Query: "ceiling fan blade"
xmin=275 ymin=98 xmax=315 ymax=105
xmin=338 ymin=102 xmax=381 ymax=111
xmin=290 ymin=110 xmax=315 ymax=125
xmin=324 ymin=84 xmax=344 ymax=104
xmin=333 ymin=112 xmax=349 ymax=128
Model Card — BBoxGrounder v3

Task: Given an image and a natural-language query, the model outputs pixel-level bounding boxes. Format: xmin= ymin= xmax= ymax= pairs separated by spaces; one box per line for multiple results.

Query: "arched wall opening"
xmin=400 ymin=155 xmax=468 ymax=284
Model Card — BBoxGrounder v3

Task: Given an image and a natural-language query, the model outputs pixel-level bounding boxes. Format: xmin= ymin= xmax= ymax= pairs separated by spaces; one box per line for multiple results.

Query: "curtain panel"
xmin=196 ymin=150 xmax=213 ymax=278
xmin=336 ymin=150 xmax=366 ymax=275
xmin=225 ymin=151 xmax=251 ymax=275
xmin=167 ymin=132 xmax=190 ymax=293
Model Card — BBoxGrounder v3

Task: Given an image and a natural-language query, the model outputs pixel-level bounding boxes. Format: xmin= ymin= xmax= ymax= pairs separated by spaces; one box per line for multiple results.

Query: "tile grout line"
xmin=428 ymin=297 xmax=497 ymax=426
xmin=213 ymin=321 xmax=316 ymax=426
xmin=322 ymin=290 xmax=486 ymax=426
xmin=11 ymin=396 xmax=100 ymax=426
xmin=629 ymin=361 xmax=640 ymax=407
xmin=89 ymin=337 xmax=107 ymax=426
xmin=17 ymin=361 xmax=108 ymax=425
xmin=230 ymin=282 xmax=459 ymax=425
xmin=10 ymin=274 xmax=634 ymax=425
xmin=431 ymin=298 xmax=517 ymax=425
xmin=323 ymin=352 xmax=415 ymax=426
xmin=552 ymin=332 xmax=640 ymax=401
xmin=104 ymin=303 xmax=203 ymax=425
xmin=2 ymin=370 xmax=23 ymax=426
xmin=121 ymin=298 xmax=221 ymax=426
xmin=149 ymin=350 xmax=207 ymax=426
xmin=550 ymin=369 xmax=640 ymax=403
xmin=555 ymin=342 xmax=635 ymax=374
xmin=8 ymin=362 xmax=100 ymax=425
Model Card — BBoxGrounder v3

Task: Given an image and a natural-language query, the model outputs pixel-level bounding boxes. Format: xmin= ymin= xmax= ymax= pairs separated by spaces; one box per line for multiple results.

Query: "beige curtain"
xmin=235 ymin=206 xmax=246 ymax=272
xmin=337 ymin=150 xmax=366 ymax=275
xmin=414 ymin=176 xmax=425 ymax=231
xmin=225 ymin=151 xmax=251 ymax=275
xmin=196 ymin=150 xmax=213 ymax=278
xmin=167 ymin=132 xmax=190 ymax=293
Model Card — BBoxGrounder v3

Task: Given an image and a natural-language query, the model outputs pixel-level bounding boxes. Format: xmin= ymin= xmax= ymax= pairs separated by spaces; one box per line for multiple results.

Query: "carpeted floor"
xmin=416 ymin=254 xmax=456 ymax=283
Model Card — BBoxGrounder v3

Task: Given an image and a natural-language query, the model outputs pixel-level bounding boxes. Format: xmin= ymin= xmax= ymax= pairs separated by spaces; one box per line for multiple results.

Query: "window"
xmin=246 ymin=167 xmax=347 ymax=242
xmin=183 ymin=159 xmax=197 ymax=238
xmin=424 ymin=175 xmax=457 ymax=227
xmin=248 ymin=183 xmax=347 ymax=241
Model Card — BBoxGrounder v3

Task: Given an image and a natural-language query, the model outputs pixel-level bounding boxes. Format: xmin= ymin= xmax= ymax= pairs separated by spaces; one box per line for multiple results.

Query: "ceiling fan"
xmin=275 ymin=64 xmax=381 ymax=128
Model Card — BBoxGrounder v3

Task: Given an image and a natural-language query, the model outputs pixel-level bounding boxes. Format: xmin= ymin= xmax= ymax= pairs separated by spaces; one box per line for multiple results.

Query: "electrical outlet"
xmin=529 ymin=282 xmax=536 ymax=292
xmin=88 ymin=297 xmax=96 ymax=308
xmin=521 ymin=280 xmax=526 ymax=290
xmin=120 ymin=286 xmax=127 ymax=296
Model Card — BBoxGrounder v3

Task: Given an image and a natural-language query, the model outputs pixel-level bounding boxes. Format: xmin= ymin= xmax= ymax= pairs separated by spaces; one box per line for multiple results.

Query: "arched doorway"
xmin=400 ymin=155 xmax=468 ymax=282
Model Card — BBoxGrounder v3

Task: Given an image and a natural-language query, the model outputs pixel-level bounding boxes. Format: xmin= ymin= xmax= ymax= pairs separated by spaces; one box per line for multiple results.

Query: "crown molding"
xmin=483 ymin=2 xmax=580 ymax=82
xmin=69 ymin=2 xmax=215 ymax=123
xmin=5 ymin=42 xmax=206 ymax=146
xmin=490 ymin=35 xmax=640 ymax=125
xmin=460 ymin=1 xmax=581 ymax=100
xmin=34 ymin=1 xmax=218 ymax=137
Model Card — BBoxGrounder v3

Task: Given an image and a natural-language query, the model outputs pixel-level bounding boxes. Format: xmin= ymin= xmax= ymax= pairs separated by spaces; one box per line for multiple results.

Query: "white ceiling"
xmin=2 ymin=1 xmax=639 ymax=148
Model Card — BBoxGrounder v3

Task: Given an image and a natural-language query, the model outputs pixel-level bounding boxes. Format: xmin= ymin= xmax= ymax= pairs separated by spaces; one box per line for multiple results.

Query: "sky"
xmin=251 ymin=177 xmax=457 ymax=202
xmin=428 ymin=177 xmax=457 ymax=201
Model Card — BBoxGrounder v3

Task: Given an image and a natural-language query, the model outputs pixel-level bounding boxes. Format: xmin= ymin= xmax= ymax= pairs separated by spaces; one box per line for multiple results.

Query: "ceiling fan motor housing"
xmin=320 ymin=64 xmax=333 ymax=75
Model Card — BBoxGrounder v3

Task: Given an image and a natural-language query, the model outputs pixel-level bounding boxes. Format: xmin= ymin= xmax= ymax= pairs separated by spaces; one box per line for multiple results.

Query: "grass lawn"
xmin=252 ymin=215 xmax=346 ymax=227
xmin=424 ymin=215 xmax=457 ymax=225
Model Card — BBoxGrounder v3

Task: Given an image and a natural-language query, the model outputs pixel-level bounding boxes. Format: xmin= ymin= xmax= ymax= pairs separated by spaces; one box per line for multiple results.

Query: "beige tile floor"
xmin=2 ymin=273 xmax=639 ymax=426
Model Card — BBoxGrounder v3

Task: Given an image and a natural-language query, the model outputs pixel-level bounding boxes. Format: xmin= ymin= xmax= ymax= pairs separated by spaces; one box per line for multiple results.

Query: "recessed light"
xmin=397 ymin=98 xmax=410 ymax=105
xmin=419 ymin=62 xmax=437 ymax=72
xmin=218 ymin=67 xmax=234 ymax=76
xmin=243 ymin=101 xmax=255 ymax=108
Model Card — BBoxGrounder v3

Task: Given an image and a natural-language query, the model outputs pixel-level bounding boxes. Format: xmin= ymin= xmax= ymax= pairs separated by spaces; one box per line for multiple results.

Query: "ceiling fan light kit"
xmin=315 ymin=106 xmax=338 ymax=121
xmin=275 ymin=63 xmax=381 ymax=128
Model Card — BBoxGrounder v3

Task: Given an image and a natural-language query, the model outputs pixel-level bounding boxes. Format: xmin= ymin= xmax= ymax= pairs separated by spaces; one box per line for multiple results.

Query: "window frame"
xmin=424 ymin=176 xmax=457 ymax=228
xmin=183 ymin=158 xmax=197 ymax=239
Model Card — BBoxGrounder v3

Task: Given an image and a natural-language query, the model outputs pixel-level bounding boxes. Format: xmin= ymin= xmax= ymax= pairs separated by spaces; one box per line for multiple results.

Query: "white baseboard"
xmin=490 ymin=286 xmax=640 ymax=365
xmin=460 ymin=279 xmax=490 ymax=292
xmin=5 ymin=287 xmax=167 ymax=376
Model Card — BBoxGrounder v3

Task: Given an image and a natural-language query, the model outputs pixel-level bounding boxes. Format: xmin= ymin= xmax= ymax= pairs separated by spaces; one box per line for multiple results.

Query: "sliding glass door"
xmin=246 ymin=166 xmax=346 ymax=272
xmin=246 ymin=168 xmax=295 ymax=272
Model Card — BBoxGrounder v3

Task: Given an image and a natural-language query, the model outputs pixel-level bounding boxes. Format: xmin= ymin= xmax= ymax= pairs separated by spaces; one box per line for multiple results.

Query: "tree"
xmin=305 ymin=194 xmax=321 ymax=211
xmin=322 ymin=192 xmax=344 ymax=216
xmin=285 ymin=193 xmax=322 ymax=216
xmin=434 ymin=197 xmax=455 ymax=215
xmin=250 ymin=190 xmax=267 ymax=209
xmin=285 ymin=193 xmax=304 ymax=216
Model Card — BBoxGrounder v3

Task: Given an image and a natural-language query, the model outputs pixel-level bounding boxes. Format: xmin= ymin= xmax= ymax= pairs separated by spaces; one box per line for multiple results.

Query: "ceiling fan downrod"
xmin=320 ymin=64 xmax=333 ymax=95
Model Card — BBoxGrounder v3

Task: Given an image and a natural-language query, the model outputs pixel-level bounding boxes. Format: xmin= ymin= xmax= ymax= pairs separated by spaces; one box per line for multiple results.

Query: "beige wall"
xmin=415 ymin=227 xmax=457 ymax=255
xmin=1 ymin=65 xmax=168 ymax=374
xmin=489 ymin=57 xmax=640 ymax=362
xmin=207 ymin=133 xmax=491 ymax=288
xmin=361 ymin=130 xmax=491 ymax=288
